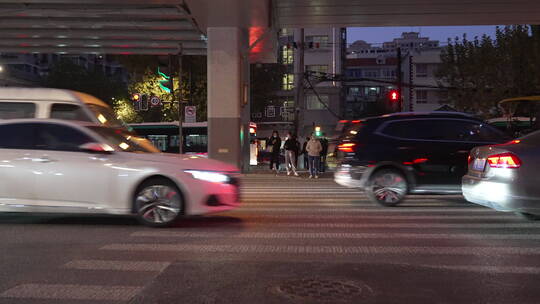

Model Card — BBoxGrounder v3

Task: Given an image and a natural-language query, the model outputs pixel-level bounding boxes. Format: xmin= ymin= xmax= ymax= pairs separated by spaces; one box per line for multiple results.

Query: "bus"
xmin=129 ymin=122 xmax=208 ymax=155
xmin=129 ymin=122 xmax=259 ymax=164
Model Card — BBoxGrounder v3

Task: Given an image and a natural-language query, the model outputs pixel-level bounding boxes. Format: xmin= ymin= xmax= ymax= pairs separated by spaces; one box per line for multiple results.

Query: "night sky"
xmin=347 ymin=25 xmax=499 ymax=45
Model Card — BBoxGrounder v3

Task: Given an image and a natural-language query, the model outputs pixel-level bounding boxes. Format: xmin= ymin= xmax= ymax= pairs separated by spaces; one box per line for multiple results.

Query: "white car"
xmin=0 ymin=119 xmax=241 ymax=227
xmin=0 ymin=87 xmax=125 ymax=128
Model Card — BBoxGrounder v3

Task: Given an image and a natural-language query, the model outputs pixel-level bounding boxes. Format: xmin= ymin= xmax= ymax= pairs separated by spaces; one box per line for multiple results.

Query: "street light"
xmin=0 ymin=65 xmax=3 ymax=72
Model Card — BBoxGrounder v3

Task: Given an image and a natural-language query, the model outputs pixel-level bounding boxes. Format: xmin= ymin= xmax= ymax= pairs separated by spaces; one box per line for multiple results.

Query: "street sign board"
xmin=185 ymin=106 xmax=196 ymax=123
xmin=150 ymin=96 xmax=161 ymax=107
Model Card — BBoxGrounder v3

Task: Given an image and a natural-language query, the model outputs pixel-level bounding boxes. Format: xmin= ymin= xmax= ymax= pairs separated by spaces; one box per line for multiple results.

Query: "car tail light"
xmin=468 ymin=155 xmax=472 ymax=164
xmin=487 ymin=153 xmax=521 ymax=169
xmin=338 ymin=143 xmax=356 ymax=153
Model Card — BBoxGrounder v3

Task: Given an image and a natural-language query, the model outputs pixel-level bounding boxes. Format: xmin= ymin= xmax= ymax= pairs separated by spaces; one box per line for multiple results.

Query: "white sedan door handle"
xmin=32 ymin=156 xmax=57 ymax=163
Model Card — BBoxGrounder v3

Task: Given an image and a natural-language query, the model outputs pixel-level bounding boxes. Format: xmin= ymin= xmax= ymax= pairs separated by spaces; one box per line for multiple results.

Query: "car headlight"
xmin=184 ymin=170 xmax=230 ymax=183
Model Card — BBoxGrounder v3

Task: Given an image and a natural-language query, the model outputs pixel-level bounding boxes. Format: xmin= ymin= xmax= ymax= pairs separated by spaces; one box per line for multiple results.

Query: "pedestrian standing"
xmin=268 ymin=131 xmax=281 ymax=173
xmin=306 ymin=134 xmax=322 ymax=178
xmin=319 ymin=136 xmax=328 ymax=173
xmin=283 ymin=132 xmax=299 ymax=176
xmin=301 ymin=137 xmax=310 ymax=170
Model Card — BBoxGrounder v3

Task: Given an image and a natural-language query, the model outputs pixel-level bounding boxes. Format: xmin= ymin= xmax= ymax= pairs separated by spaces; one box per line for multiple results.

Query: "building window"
xmin=282 ymin=73 xmax=294 ymax=90
xmin=416 ymin=64 xmax=428 ymax=77
xmin=306 ymin=94 xmax=328 ymax=110
xmin=305 ymin=35 xmax=329 ymax=47
xmin=416 ymin=90 xmax=428 ymax=103
xmin=281 ymin=46 xmax=293 ymax=65
xmin=382 ymin=69 xmax=396 ymax=78
xmin=365 ymin=87 xmax=381 ymax=96
xmin=280 ymin=28 xmax=292 ymax=37
xmin=349 ymin=87 xmax=361 ymax=96
xmin=306 ymin=65 xmax=328 ymax=74
xmin=364 ymin=69 xmax=379 ymax=78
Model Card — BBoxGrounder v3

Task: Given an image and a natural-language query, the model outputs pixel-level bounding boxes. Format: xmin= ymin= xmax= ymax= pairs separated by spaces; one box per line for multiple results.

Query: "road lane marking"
xmin=63 ymin=260 xmax=170 ymax=272
xmin=100 ymin=244 xmax=540 ymax=256
xmin=0 ymin=284 xmax=141 ymax=301
xmin=419 ymin=264 xmax=540 ymax=274
xmin=232 ymin=207 xmax=491 ymax=213
xmin=217 ymin=214 xmax=513 ymax=220
xmin=239 ymin=202 xmax=475 ymax=207
xmin=245 ymin=222 xmax=540 ymax=229
xmin=130 ymin=231 xmax=540 ymax=240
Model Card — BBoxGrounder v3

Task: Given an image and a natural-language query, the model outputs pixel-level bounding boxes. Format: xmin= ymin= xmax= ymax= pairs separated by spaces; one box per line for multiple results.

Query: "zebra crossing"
xmin=2 ymin=174 xmax=540 ymax=303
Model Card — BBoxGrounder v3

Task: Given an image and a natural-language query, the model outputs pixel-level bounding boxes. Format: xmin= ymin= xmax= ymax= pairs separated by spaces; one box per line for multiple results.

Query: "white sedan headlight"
xmin=184 ymin=170 xmax=230 ymax=183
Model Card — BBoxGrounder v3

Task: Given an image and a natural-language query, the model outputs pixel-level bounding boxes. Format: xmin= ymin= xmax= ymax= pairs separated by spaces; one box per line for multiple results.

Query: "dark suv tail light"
xmin=487 ymin=153 xmax=521 ymax=169
xmin=337 ymin=143 xmax=356 ymax=153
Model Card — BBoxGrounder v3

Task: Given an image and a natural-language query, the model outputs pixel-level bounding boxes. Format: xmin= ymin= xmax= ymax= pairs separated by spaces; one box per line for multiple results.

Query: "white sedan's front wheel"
xmin=135 ymin=179 xmax=183 ymax=227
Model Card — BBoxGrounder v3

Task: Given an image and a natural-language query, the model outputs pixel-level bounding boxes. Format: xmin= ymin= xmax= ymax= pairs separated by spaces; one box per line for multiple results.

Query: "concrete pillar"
xmin=207 ymin=27 xmax=249 ymax=169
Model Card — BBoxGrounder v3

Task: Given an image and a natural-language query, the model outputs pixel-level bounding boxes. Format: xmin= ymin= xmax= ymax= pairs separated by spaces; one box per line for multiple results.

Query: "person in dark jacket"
xmin=319 ymin=136 xmax=329 ymax=173
xmin=301 ymin=137 xmax=310 ymax=170
xmin=283 ymin=132 xmax=299 ymax=176
xmin=268 ymin=130 xmax=281 ymax=173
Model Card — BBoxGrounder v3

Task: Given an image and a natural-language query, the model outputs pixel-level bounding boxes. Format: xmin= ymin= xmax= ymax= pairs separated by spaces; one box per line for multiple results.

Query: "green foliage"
xmin=115 ymin=55 xmax=207 ymax=123
xmin=437 ymin=25 xmax=540 ymax=116
xmin=43 ymin=59 xmax=127 ymax=105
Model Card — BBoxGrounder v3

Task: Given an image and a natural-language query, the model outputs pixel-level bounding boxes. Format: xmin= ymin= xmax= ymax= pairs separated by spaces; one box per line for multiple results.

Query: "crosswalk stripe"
xmin=239 ymin=202 xmax=474 ymax=207
xmin=130 ymin=231 xmax=540 ymax=240
xmin=101 ymin=243 xmax=540 ymax=256
xmin=232 ymin=207 xmax=490 ymax=213
xmin=223 ymin=214 xmax=513 ymax=220
xmin=242 ymin=222 xmax=540 ymax=229
xmin=418 ymin=264 xmax=540 ymax=274
xmin=63 ymin=260 xmax=170 ymax=272
xmin=0 ymin=284 xmax=141 ymax=301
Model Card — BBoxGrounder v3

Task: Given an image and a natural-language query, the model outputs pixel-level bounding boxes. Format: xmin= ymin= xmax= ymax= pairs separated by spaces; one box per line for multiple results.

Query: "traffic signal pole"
xmin=170 ymin=50 xmax=183 ymax=154
xmin=294 ymin=28 xmax=305 ymax=137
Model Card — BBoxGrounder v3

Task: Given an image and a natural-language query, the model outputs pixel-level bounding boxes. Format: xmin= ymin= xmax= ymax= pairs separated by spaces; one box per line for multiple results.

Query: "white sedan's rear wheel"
xmin=135 ymin=179 xmax=183 ymax=227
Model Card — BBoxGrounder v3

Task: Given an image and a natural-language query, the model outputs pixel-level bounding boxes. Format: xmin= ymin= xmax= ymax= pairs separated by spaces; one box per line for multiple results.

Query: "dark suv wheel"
xmin=366 ymin=168 xmax=408 ymax=206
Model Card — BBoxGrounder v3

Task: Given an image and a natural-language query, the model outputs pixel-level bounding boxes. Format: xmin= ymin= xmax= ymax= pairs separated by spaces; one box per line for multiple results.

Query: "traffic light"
xmin=314 ymin=126 xmax=322 ymax=137
xmin=388 ymin=90 xmax=399 ymax=102
xmin=131 ymin=93 xmax=141 ymax=111
xmin=157 ymin=55 xmax=173 ymax=94
xmin=140 ymin=94 xmax=149 ymax=111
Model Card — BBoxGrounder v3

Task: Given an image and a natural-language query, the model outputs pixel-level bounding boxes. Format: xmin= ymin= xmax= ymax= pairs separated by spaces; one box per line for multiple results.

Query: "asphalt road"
xmin=1 ymin=174 xmax=540 ymax=304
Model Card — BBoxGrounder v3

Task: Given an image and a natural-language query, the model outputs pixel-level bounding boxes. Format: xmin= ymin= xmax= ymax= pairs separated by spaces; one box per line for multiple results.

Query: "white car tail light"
xmin=487 ymin=153 xmax=521 ymax=169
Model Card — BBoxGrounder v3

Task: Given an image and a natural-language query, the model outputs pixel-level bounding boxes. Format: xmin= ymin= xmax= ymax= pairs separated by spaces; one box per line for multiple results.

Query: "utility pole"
xmin=396 ymin=47 xmax=403 ymax=112
xmin=172 ymin=46 xmax=183 ymax=154
xmin=294 ymin=28 xmax=305 ymax=137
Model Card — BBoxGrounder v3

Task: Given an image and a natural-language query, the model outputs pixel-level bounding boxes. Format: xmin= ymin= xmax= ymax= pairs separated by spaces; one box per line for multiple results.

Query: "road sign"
xmin=185 ymin=106 xmax=196 ymax=123
xmin=150 ymin=96 xmax=161 ymax=107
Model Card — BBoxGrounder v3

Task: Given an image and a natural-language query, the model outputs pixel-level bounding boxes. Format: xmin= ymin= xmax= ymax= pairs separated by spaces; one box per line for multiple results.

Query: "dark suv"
xmin=334 ymin=112 xmax=510 ymax=206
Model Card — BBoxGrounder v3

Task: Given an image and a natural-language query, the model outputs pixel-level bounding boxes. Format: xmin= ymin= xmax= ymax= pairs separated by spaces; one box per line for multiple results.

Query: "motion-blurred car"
xmin=0 ymin=119 xmax=241 ymax=227
xmin=0 ymin=87 xmax=126 ymax=128
xmin=334 ymin=112 xmax=510 ymax=206
xmin=462 ymin=130 xmax=540 ymax=220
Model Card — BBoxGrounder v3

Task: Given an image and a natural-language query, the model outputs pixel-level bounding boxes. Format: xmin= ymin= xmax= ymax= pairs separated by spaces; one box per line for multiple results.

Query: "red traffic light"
xmin=131 ymin=93 xmax=141 ymax=102
xmin=389 ymin=90 xmax=399 ymax=101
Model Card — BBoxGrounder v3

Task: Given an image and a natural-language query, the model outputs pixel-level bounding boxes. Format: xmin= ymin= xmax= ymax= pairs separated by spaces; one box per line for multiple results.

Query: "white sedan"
xmin=0 ymin=119 xmax=241 ymax=227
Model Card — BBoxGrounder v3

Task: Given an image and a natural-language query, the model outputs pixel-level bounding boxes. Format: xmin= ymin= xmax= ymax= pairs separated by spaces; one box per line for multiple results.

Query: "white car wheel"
xmin=135 ymin=179 xmax=183 ymax=227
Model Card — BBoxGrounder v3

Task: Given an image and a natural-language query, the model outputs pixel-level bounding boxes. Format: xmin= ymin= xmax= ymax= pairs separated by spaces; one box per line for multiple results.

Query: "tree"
xmin=43 ymin=59 xmax=126 ymax=106
xmin=436 ymin=25 xmax=540 ymax=116
xmin=114 ymin=55 xmax=207 ymax=123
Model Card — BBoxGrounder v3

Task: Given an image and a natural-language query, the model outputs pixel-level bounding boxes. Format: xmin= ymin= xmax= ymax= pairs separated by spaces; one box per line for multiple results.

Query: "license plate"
xmin=473 ymin=158 xmax=486 ymax=171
